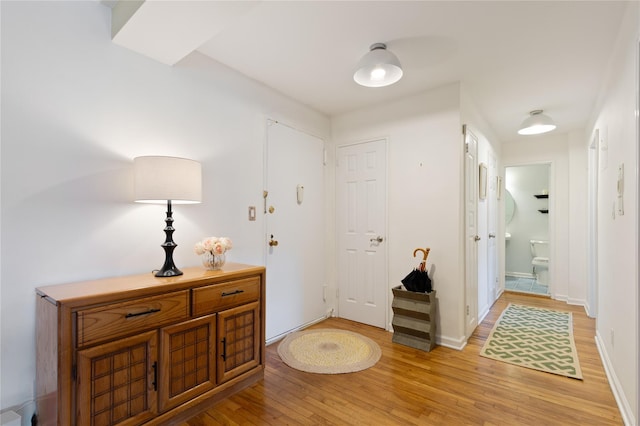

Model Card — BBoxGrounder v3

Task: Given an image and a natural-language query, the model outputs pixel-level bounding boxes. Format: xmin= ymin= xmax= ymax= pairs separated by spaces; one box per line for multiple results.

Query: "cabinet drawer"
xmin=192 ymin=277 xmax=260 ymax=316
xmin=77 ymin=290 xmax=189 ymax=346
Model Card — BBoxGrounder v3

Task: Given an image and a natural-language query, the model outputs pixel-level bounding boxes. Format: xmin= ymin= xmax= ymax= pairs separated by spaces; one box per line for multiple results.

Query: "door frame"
xmin=503 ymin=161 xmax=554 ymax=296
xmin=587 ymin=129 xmax=600 ymax=318
xmin=464 ymin=126 xmax=479 ymax=339
xmin=335 ymin=137 xmax=389 ymax=329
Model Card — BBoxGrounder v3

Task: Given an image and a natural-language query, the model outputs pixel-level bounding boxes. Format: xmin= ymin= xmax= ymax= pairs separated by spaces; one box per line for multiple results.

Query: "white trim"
xmin=506 ymin=272 xmax=536 ymax=279
xmin=635 ymin=35 xmax=640 ymax=426
xmin=503 ymin=161 xmax=555 ymax=297
xmin=595 ymin=332 xmax=636 ymax=426
xmin=265 ymin=312 xmax=333 ymax=346
xmin=478 ymin=305 xmax=490 ymax=325
xmin=437 ymin=334 xmax=468 ymax=351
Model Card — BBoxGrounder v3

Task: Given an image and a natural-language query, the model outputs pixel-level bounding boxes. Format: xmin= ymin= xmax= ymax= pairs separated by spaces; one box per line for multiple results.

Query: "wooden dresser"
xmin=35 ymin=263 xmax=265 ymax=426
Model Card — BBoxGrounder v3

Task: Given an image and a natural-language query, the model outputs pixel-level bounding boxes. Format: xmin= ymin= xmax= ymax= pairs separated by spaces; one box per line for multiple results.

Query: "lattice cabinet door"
xmin=217 ymin=301 xmax=260 ymax=384
xmin=158 ymin=314 xmax=216 ymax=411
xmin=76 ymin=330 xmax=158 ymax=426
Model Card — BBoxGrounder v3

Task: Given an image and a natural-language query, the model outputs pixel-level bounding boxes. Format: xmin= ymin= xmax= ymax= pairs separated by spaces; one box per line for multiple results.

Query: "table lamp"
xmin=134 ymin=156 xmax=202 ymax=277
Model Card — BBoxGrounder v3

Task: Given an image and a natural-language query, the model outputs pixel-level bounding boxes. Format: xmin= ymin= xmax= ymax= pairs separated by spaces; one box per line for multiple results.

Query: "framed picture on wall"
xmin=479 ymin=163 xmax=487 ymax=200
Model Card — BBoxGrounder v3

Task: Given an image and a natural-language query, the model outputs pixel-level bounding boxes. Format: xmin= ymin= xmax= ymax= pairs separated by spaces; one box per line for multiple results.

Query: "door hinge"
xmin=462 ymin=124 xmax=467 ymax=135
xmin=466 ymin=305 xmax=470 ymax=315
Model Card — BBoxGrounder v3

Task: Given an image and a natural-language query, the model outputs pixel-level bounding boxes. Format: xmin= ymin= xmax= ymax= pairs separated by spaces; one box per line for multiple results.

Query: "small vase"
xmin=202 ymin=252 xmax=226 ymax=270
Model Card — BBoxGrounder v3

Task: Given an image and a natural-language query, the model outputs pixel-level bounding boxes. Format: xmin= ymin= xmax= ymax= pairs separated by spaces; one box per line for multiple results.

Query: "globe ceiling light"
xmin=353 ymin=43 xmax=403 ymax=88
xmin=517 ymin=110 xmax=557 ymax=135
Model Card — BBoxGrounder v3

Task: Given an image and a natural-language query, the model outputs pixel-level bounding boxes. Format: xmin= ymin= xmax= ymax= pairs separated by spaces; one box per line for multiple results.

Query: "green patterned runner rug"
xmin=480 ymin=304 xmax=583 ymax=379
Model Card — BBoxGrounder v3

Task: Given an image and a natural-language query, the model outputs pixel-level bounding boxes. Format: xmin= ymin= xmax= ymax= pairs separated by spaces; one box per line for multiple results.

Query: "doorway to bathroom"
xmin=504 ymin=164 xmax=551 ymax=296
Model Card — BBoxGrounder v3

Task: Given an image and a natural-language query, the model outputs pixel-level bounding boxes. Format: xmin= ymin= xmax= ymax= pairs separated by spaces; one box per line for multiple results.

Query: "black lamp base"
xmin=155 ymin=259 xmax=183 ymax=277
xmin=156 ymin=200 xmax=183 ymax=278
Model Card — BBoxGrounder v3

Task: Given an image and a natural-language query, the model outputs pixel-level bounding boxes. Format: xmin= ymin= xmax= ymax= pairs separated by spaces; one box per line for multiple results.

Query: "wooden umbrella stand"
xmin=391 ymin=247 xmax=437 ymax=351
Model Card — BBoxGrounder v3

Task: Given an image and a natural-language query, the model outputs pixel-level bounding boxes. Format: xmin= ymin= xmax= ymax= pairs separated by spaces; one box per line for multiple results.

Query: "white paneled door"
xmin=487 ymin=151 xmax=498 ymax=303
xmin=336 ymin=140 xmax=387 ymax=329
xmin=464 ymin=128 xmax=479 ymax=338
xmin=265 ymin=121 xmax=325 ymax=341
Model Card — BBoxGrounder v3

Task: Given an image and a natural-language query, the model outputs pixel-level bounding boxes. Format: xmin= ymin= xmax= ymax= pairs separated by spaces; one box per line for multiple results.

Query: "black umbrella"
xmin=401 ymin=248 xmax=432 ymax=293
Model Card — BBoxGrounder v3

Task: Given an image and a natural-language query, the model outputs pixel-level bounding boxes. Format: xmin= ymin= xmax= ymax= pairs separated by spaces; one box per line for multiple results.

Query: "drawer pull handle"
xmin=125 ymin=308 xmax=161 ymax=319
xmin=221 ymin=337 xmax=227 ymax=361
xmin=221 ymin=290 xmax=244 ymax=297
xmin=152 ymin=361 xmax=158 ymax=391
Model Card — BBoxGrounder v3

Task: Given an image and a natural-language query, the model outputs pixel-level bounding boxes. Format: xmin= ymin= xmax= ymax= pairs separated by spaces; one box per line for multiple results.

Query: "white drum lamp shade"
xmin=134 ymin=156 xmax=202 ymax=204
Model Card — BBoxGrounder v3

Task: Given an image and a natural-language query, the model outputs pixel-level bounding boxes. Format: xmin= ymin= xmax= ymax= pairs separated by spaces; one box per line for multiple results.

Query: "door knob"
xmin=370 ymin=236 xmax=384 ymax=243
xmin=474 ymin=235 xmax=481 ymax=241
xmin=268 ymin=234 xmax=279 ymax=247
xmin=488 ymin=233 xmax=496 ymax=238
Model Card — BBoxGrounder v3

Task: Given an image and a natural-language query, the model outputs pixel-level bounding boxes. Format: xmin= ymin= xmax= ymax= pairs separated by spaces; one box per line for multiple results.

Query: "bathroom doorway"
xmin=504 ymin=164 xmax=551 ymax=296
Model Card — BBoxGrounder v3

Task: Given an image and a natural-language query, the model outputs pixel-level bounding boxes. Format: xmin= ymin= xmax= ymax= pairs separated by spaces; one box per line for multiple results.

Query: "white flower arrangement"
xmin=194 ymin=236 xmax=233 ymax=256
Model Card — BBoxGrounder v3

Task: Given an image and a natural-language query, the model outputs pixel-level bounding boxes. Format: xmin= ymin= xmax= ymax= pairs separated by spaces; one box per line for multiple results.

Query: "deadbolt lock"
xmin=268 ymin=206 xmax=275 ymax=214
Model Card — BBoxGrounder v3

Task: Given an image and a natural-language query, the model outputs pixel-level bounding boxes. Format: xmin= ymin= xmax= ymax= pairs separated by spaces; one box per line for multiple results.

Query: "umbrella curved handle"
xmin=413 ymin=248 xmax=430 ymax=272
xmin=413 ymin=248 xmax=430 ymax=262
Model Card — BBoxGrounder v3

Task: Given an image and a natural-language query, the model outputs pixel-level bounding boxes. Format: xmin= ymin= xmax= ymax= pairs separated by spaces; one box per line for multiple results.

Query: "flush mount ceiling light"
xmin=354 ymin=43 xmax=403 ymax=88
xmin=517 ymin=110 xmax=557 ymax=135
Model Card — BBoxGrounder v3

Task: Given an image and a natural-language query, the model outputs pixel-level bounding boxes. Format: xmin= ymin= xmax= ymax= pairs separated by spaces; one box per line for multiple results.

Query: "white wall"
xmin=331 ymin=84 xmax=467 ymax=348
xmin=504 ymin=164 xmax=550 ymax=275
xmin=0 ymin=1 xmax=330 ymax=410
xmin=586 ymin=2 xmax=639 ymax=423
xmin=567 ymin=130 xmax=588 ymax=307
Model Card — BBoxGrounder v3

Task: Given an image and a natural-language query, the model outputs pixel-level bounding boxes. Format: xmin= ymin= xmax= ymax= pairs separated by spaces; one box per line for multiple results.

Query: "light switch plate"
xmin=248 ymin=206 xmax=256 ymax=221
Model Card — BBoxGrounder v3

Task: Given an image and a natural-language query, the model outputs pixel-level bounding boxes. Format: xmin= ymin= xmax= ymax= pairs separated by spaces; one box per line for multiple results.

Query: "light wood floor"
xmin=182 ymin=292 xmax=623 ymax=425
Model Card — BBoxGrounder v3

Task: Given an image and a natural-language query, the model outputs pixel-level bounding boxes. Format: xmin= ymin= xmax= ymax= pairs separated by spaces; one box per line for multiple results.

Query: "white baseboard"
xmin=478 ymin=305 xmax=490 ymax=324
xmin=437 ymin=334 xmax=467 ymax=350
xmin=506 ymin=272 xmax=535 ymax=279
xmin=594 ymin=331 xmax=636 ymax=426
xmin=265 ymin=313 xmax=332 ymax=346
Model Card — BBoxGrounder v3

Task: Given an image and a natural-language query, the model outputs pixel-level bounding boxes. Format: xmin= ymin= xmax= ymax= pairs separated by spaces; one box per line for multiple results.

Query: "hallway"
xmin=183 ymin=293 xmax=622 ymax=425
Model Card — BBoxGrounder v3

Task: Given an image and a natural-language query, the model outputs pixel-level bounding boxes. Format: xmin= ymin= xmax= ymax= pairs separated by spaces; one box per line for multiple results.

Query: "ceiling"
xmin=110 ymin=1 xmax=630 ymax=143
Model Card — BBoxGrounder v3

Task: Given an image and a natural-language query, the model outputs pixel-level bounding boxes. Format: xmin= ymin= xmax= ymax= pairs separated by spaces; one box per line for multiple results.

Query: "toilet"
xmin=530 ymin=240 xmax=549 ymax=285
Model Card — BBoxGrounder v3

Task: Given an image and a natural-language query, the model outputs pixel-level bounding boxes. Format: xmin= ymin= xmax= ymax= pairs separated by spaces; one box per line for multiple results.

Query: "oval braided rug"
xmin=277 ymin=329 xmax=381 ymax=374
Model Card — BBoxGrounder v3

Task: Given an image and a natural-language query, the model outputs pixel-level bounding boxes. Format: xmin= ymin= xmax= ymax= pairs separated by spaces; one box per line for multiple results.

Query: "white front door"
xmin=265 ymin=120 xmax=325 ymax=340
xmin=464 ymin=128 xmax=479 ymax=338
xmin=336 ymin=139 xmax=387 ymax=329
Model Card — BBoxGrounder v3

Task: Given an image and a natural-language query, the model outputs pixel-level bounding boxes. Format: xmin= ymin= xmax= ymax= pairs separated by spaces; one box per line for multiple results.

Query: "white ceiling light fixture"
xmin=353 ymin=43 xmax=403 ymax=88
xmin=517 ymin=110 xmax=557 ymax=135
